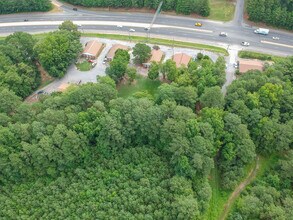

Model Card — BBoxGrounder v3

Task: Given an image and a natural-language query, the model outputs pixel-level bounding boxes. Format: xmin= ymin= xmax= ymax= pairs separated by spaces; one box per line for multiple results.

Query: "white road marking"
xmin=261 ymin=40 xmax=293 ymax=49
xmin=0 ymin=21 xmax=213 ymax=33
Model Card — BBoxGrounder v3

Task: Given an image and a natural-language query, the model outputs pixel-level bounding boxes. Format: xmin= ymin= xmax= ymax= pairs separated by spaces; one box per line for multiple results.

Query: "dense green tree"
xmin=247 ymin=0 xmax=293 ymax=30
xmin=148 ymin=62 xmax=160 ymax=80
xmin=35 ymin=27 xmax=82 ymax=78
xmin=132 ymin=43 xmax=151 ymax=64
xmin=161 ymin=59 xmax=178 ymax=81
xmin=200 ymin=86 xmax=224 ymax=108
xmin=62 ymin=0 xmax=210 ymax=16
xmin=0 ymin=0 xmax=51 ymax=14
xmin=126 ymin=67 xmax=137 ymax=83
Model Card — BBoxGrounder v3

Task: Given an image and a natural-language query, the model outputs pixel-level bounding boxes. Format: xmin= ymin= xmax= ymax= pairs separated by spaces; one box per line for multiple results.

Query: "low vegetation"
xmin=83 ymin=33 xmax=229 ymax=55
xmin=76 ymin=61 xmax=92 ymax=71
xmin=238 ymin=51 xmax=285 ymax=61
xmin=208 ymin=0 xmax=235 ymax=21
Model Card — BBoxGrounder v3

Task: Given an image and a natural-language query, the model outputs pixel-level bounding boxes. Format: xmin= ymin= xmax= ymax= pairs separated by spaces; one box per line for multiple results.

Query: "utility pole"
xmin=146 ymin=1 xmax=163 ymax=41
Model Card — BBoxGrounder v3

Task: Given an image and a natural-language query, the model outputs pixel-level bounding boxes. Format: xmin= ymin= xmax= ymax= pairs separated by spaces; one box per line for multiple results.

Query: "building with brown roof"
xmin=239 ymin=59 xmax=264 ymax=73
xmin=106 ymin=44 xmax=130 ymax=61
xmin=143 ymin=49 xmax=164 ymax=68
xmin=82 ymin=40 xmax=104 ymax=60
xmin=172 ymin=53 xmax=192 ymax=67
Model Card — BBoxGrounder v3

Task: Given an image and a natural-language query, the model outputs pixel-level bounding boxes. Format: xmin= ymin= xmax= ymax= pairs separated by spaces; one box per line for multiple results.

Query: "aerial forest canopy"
xmin=62 ymin=0 xmax=211 ymax=16
xmin=0 ymin=31 xmax=292 ymax=219
xmin=0 ymin=0 xmax=51 ymax=14
xmin=247 ymin=0 xmax=293 ymax=30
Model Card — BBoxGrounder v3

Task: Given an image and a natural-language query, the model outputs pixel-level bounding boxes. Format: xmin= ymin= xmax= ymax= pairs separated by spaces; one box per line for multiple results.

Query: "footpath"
xmin=219 ymin=156 xmax=260 ymax=220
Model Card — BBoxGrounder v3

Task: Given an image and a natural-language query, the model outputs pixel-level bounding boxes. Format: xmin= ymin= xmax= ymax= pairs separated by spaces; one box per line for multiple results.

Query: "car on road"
xmin=219 ymin=32 xmax=228 ymax=37
xmin=77 ymin=24 xmax=82 ymax=27
xmin=117 ymin=25 xmax=123 ymax=28
xmin=129 ymin=29 xmax=135 ymax=32
xmin=73 ymin=8 xmax=78 ymax=11
xmin=24 ymin=19 xmax=29 ymax=22
xmin=37 ymin=90 xmax=46 ymax=95
xmin=241 ymin=41 xmax=250 ymax=46
xmin=195 ymin=22 xmax=202 ymax=27
xmin=144 ymin=27 xmax=150 ymax=31
xmin=272 ymin=36 xmax=280 ymax=40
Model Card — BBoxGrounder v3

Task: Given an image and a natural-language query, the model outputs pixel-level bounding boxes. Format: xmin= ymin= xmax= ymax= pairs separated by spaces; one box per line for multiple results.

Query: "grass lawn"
xmin=118 ymin=75 xmax=162 ymax=98
xmin=76 ymin=61 xmax=92 ymax=71
xmin=208 ymin=0 xmax=235 ymax=21
xmin=238 ymin=50 xmax=286 ymax=62
xmin=82 ymin=33 xmax=229 ymax=55
xmin=204 ymin=167 xmax=230 ymax=220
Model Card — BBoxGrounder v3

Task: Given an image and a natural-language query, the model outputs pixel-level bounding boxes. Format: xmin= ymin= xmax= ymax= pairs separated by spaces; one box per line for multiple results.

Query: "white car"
xmin=117 ymin=25 xmax=123 ymax=28
xmin=241 ymin=41 xmax=250 ymax=46
xmin=129 ymin=29 xmax=135 ymax=32
xmin=272 ymin=36 xmax=280 ymax=40
xmin=219 ymin=32 xmax=228 ymax=37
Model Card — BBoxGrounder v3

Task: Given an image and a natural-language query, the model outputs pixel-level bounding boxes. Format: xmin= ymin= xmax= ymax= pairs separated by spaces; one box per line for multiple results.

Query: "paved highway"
xmin=0 ymin=0 xmax=292 ymax=56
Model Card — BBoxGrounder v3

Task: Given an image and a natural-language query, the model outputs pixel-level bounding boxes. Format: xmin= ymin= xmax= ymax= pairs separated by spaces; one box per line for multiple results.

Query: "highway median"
xmin=82 ymin=33 xmax=229 ymax=56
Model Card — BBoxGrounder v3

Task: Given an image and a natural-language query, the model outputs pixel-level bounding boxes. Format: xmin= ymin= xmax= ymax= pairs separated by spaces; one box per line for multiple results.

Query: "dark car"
xmin=73 ymin=8 xmax=78 ymax=11
xmin=37 ymin=90 xmax=45 ymax=95
xmin=24 ymin=19 xmax=29 ymax=22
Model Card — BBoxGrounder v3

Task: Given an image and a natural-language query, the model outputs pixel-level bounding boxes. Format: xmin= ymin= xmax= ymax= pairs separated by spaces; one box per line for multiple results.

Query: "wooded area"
xmin=0 ymin=0 xmax=51 ymax=14
xmin=0 ymin=19 xmax=292 ymax=218
xmin=62 ymin=0 xmax=210 ymax=16
xmin=247 ymin=0 xmax=293 ymax=30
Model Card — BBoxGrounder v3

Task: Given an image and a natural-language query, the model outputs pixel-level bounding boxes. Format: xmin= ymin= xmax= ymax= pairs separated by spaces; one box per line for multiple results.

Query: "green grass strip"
xmin=238 ymin=50 xmax=286 ymax=62
xmin=82 ymin=33 xmax=229 ymax=55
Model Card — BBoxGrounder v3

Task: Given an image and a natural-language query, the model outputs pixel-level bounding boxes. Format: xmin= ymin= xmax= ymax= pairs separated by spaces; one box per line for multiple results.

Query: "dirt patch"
xmin=49 ymin=3 xmax=63 ymax=13
xmin=36 ymin=62 xmax=54 ymax=85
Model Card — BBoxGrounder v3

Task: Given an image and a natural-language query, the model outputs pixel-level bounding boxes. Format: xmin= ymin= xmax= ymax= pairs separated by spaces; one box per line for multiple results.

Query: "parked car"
xmin=129 ymin=29 xmax=135 ymax=32
xmin=219 ymin=32 xmax=228 ymax=37
xmin=73 ymin=8 xmax=78 ymax=11
xmin=195 ymin=22 xmax=202 ymax=27
xmin=241 ymin=41 xmax=250 ymax=46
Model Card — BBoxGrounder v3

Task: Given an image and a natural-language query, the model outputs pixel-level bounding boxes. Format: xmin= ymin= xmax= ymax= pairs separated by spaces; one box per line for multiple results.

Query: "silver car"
xmin=219 ymin=32 xmax=228 ymax=37
xmin=241 ymin=41 xmax=250 ymax=46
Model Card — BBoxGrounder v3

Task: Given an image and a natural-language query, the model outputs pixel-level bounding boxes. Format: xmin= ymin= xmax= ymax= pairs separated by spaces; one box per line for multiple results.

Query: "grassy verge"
xmin=82 ymin=33 xmax=229 ymax=55
xmin=208 ymin=0 xmax=235 ymax=21
xmin=238 ymin=51 xmax=286 ymax=62
xmin=76 ymin=61 xmax=92 ymax=71
xmin=118 ymin=75 xmax=161 ymax=98
xmin=203 ymin=167 xmax=230 ymax=220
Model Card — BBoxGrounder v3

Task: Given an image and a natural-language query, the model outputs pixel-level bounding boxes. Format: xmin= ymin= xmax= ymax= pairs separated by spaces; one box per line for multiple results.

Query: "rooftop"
xmin=239 ymin=59 xmax=264 ymax=73
xmin=107 ymin=44 xmax=129 ymax=59
xmin=172 ymin=53 xmax=192 ymax=67
xmin=149 ymin=49 xmax=164 ymax=63
xmin=82 ymin=40 xmax=104 ymax=57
